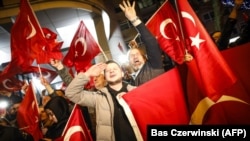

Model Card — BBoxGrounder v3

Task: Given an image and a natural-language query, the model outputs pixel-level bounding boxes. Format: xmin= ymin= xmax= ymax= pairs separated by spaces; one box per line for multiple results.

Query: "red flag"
xmin=122 ymin=67 xmax=189 ymax=141
xmin=186 ymin=43 xmax=250 ymax=124
xmin=29 ymin=66 xmax=58 ymax=83
xmin=0 ymin=0 xmax=47 ymax=81
xmin=55 ymin=104 xmax=93 ymax=141
xmin=176 ymin=0 xmax=237 ymax=100
xmin=63 ymin=21 xmax=101 ymax=73
xmin=13 ymin=0 xmax=47 ymax=62
xmin=17 ymin=82 xmax=43 ymax=141
xmin=35 ymin=28 xmax=64 ymax=64
xmin=0 ymin=72 xmax=24 ymax=92
xmin=146 ymin=0 xmax=185 ymax=64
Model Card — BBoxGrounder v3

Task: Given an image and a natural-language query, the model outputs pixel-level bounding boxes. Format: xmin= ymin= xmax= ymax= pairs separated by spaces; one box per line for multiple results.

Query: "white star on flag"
xmin=190 ymin=32 xmax=205 ymax=50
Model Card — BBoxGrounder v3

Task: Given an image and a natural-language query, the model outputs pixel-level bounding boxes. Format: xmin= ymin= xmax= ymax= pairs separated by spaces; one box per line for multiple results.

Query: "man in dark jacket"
xmin=120 ymin=1 xmax=165 ymax=86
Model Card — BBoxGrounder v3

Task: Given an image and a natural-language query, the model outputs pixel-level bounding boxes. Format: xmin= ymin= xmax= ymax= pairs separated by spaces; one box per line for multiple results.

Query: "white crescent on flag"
xmin=26 ymin=16 xmax=37 ymax=39
xmin=2 ymin=79 xmax=14 ymax=90
xmin=181 ymin=11 xmax=196 ymax=26
xmin=63 ymin=125 xmax=86 ymax=141
xmin=32 ymin=101 xmax=39 ymax=123
xmin=181 ymin=11 xmax=205 ymax=49
xmin=74 ymin=37 xmax=87 ymax=56
xmin=160 ymin=18 xmax=180 ymax=41
xmin=42 ymin=71 xmax=51 ymax=79
xmin=191 ymin=95 xmax=249 ymax=124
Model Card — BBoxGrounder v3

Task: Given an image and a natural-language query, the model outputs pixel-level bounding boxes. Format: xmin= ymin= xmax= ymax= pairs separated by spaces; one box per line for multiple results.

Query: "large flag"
xmin=55 ymin=104 xmax=93 ymax=141
xmin=146 ymin=0 xmax=185 ymax=64
xmin=0 ymin=0 xmax=63 ymax=81
xmin=17 ymin=82 xmax=43 ymax=141
xmin=186 ymin=43 xmax=250 ymax=124
xmin=0 ymin=0 xmax=59 ymax=81
xmin=121 ymin=67 xmax=189 ymax=141
xmin=63 ymin=20 xmax=101 ymax=73
xmin=176 ymin=0 xmax=237 ymax=100
xmin=12 ymin=0 xmax=47 ymax=63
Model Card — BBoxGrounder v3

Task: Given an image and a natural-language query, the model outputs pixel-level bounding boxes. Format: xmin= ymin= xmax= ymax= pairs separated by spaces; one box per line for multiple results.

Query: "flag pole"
xmin=174 ymin=0 xmax=188 ymax=52
xmin=61 ymin=104 xmax=77 ymax=135
xmin=97 ymin=44 xmax=108 ymax=61
xmin=37 ymin=63 xmax=43 ymax=77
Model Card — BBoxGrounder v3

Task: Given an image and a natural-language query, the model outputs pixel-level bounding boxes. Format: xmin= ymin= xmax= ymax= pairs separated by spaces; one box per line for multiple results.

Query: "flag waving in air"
xmin=17 ymin=82 xmax=43 ymax=141
xmin=174 ymin=0 xmax=248 ymax=124
xmin=0 ymin=0 xmax=45 ymax=81
xmin=55 ymin=104 xmax=93 ymax=141
xmin=176 ymin=0 xmax=237 ymax=100
xmin=146 ymin=0 xmax=185 ymax=64
xmin=63 ymin=21 xmax=101 ymax=73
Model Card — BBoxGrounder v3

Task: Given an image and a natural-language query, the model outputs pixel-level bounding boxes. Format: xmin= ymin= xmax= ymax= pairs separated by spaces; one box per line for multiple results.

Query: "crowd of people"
xmin=0 ymin=0 xmax=250 ymax=141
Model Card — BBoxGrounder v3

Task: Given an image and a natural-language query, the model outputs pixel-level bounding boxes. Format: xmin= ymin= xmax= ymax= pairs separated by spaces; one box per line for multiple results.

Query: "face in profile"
xmin=104 ymin=62 xmax=123 ymax=85
xmin=128 ymin=48 xmax=146 ymax=72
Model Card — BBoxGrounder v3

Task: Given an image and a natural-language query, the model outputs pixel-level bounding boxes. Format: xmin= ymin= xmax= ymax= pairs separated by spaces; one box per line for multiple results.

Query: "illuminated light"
xmin=221 ymin=0 xmax=250 ymax=9
xmin=0 ymin=100 xmax=8 ymax=109
xmin=118 ymin=54 xmax=129 ymax=65
xmin=229 ymin=36 xmax=240 ymax=43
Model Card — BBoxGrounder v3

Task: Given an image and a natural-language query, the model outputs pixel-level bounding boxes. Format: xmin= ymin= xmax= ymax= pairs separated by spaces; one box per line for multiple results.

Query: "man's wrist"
xmin=56 ymin=63 xmax=64 ymax=70
xmin=130 ymin=16 xmax=139 ymax=24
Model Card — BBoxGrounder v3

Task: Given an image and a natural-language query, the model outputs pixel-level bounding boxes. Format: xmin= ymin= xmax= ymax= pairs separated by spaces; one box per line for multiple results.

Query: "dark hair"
xmin=44 ymin=96 xmax=70 ymax=121
xmin=105 ymin=60 xmax=121 ymax=66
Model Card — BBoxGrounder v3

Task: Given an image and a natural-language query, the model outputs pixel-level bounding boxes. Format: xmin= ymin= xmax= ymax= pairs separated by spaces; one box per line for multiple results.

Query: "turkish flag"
xmin=63 ymin=20 xmax=101 ymax=73
xmin=0 ymin=0 xmax=47 ymax=81
xmin=55 ymin=104 xmax=93 ymax=141
xmin=16 ymin=82 xmax=43 ymax=141
xmin=0 ymin=71 xmax=24 ymax=92
xmin=13 ymin=0 xmax=47 ymax=62
xmin=35 ymin=28 xmax=64 ymax=64
xmin=186 ymin=43 xmax=250 ymax=124
xmin=122 ymin=67 xmax=189 ymax=141
xmin=146 ymin=0 xmax=185 ymax=64
xmin=176 ymin=0 xmax=237 ymax=100
xmin=28 ymin=66 xmax=58 ymax=83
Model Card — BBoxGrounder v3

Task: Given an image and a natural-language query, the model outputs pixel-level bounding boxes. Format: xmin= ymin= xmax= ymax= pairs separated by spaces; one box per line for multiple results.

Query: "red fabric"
xmin=185 ymin=43 xmax=250 ymax=124
xmin=0 ymin=0 xmax=59 ymax=81
xmin=0 ymin=71 xmax=24 ymax=92
xmin=28 ymin=66 xmax=58 ymax=83
xmin=55 ymin=104 xmax=93 ymax=141
xmin=16 ymin=83 xmax=43 ymax=141
xmin=63 ymin=21 xmax=101 ymax=73
xmin=123 ymin=67 xmax=189 ymax=141
xmin=221 ymin=43 xmax=250 ymax=93
xmin=36 ymin=28 xmax=64 ymax=64
xmin=14 ymin=0 xmax=47 ymax=62
xmin=176 ymin=0 xmax=237 ymax=101
xmin=145 ymin=1 xmax=185 ymax=64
